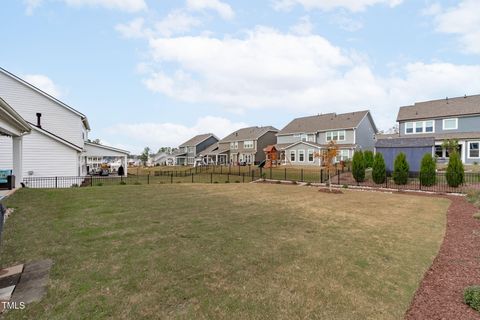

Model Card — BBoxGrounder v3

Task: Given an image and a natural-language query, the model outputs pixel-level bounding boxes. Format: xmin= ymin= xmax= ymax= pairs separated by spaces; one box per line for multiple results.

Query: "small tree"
xmin=442 ymin=139 xmax=459 ymax=155
xmin=352 ymin=150 xmax=365 ymax=183
xmin=372 ymin=152 xmax=386 ymax=184
xmin=446 ymin=152 xmax=464 ymax=187
xmin=393 ymin=152 xmax=409 ymax=185
xmin=364 ymin=150 xmax=374 ymax=168
xmin=419 ymin=153 xmax=436 ymax=186
xmin=139 ymin=147 xmax=151 ymax=166
xmin=315 ymin=141 xmax=338 ymax=191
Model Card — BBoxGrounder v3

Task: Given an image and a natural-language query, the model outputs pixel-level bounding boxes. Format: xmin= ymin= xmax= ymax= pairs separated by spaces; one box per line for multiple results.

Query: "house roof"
xmin=0 ymin=67 xmax=91 ymax=130
xmin=28 ymin=122 xmax=83 ymax=152
xmin=178 ymin=133 xmax=217 ymax=148
xmin=200 ymin=143 xmax=230 ymax=155
xmin=376 ymin=137 xmax=435 ymax=148
xmin=0 ymin=97 xmax=31 ymax=135
xmin=397 ymin=94 xmax=480 ymax=122
xmin=278 ymin=110 xmax=373 ymax=135
xmin=220 ymin=126 xmax=278 ymax=142
xmin=84 ymin=142 xmax=130 ymax=155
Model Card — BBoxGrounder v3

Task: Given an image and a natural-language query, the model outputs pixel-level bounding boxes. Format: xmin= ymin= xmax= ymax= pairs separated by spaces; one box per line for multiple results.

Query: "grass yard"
xmin=1 ymin=184 xmax=449 ymax=319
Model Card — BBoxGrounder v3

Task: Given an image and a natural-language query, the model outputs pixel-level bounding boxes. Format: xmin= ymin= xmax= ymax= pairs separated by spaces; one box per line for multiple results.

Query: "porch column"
xmin=12 ymin=136 xmax=23 ymax=188
xmin=124 ymin=155 xmax=128 ymax=176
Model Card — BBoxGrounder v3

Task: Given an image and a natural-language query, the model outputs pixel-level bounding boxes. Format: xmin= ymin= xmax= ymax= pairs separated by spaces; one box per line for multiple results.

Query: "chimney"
xmin=36 ymin=113 xmax=42 ymax=128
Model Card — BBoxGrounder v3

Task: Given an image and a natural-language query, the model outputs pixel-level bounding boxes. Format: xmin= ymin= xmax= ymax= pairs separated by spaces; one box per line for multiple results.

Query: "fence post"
xmin=192 ymin=173 xmax=194 ymax=183
xmin=337 ymin=170 xmax=340 ymax=185
xmin=91 ymin=176 xmax=93 ymax=187
xmin=227 ymin=173 xmax=230 ymax=183
xmin=211 ymin=173 xmax=213 ymax=183
xmin=385 ymin=171 xmax=388 ymax=188
xmin=239 ymin=166 xmax=241 ymax=176
xmin=171 ymin=173 xmax=173 ymax=184
xmin=251 ymin=170 xmax=254 ymax=181
xmin=55 ymin=176 xmax=58 ymax=189
xmin=284 ymin=168 xmax=287 ymax=181
xmin=320 ymin=169 xmax=323 ymax=183
xmin=243 ymin=173 xmax=245 ymax=183
xmin=301 ymin=169 xmax=304 ymax=182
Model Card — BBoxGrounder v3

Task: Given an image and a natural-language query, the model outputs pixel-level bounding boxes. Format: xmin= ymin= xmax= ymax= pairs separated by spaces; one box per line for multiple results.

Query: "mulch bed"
xmin=405 ymin=195 xmax=480 ymax=319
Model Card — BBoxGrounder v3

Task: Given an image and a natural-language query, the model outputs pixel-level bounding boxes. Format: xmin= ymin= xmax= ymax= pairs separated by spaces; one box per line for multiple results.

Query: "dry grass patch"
xmin=1 ymin=184 xmax=449 ymax=319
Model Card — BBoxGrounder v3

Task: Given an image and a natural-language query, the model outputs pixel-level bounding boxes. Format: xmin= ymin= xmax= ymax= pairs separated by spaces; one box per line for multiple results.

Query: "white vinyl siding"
xmin=0 ymin=72 xmax=86 ymax=147
xmin=0 ymin=136 xmax=13 ymax=169
xmin=443 ymin=118 xmax=458 ymax=130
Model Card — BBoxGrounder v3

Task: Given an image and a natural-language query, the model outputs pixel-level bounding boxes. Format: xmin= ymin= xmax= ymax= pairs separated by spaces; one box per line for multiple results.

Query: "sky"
xmin=1 ymin=0 xmax=480 ymax=154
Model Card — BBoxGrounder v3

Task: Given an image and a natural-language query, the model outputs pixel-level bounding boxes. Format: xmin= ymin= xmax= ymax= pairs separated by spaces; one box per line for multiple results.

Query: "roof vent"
xmin=446 ymin=97 xmax=449 ymax=104
xmin=36 ymin=113 xmax=42 ymax=128
xmin=465 ymin=94 xmax=467 ymax=98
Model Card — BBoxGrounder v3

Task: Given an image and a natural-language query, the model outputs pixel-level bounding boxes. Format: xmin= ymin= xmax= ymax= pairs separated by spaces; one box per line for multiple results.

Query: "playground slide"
xmin=258 ymin=160 xmax=266 ymax=168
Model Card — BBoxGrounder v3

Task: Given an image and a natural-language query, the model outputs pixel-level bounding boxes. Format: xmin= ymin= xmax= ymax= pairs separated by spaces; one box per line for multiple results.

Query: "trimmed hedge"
xmin=464 ymin=286 xmax=480 ymax=312
xmin=420 ymin=153 xmax=436 ymax=187
xmin=372 ymin=152 xmax=386 ymax=184
xmin=446 ymin=152 xmax=464 ymax=187
xmin=364 ymin=150 xmax=374 ymax=168
xmin=352 ymin=150 xmax=365 ymax=183
xmin=393 ymin=152 xmax=409 ymax=185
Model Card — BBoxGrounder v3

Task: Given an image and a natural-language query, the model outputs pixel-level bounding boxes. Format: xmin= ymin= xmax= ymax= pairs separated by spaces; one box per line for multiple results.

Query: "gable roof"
xmin=220 ymin=126 xmax=278 ymax=142
xmin=278 ymin=110 xmax=372 ymax=135
xmin=28 ymin=122 xmax=83 ymax=152
xmin=0 ymin=67 xmax=91 ymax=130
xmin=0 ymin=97 xmax=31 ymax=135
xmin=397 ymin=94 xmax=480 ymax=122
xmin=85 ymin=142 xmax=130 ymax=155
xmin=179 ymin=133 xmax=218 ymax=147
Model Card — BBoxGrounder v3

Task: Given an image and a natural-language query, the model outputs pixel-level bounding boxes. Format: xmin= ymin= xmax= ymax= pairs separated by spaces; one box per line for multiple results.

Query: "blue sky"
xmin=1 ymin=0 xmax=479 ymax=153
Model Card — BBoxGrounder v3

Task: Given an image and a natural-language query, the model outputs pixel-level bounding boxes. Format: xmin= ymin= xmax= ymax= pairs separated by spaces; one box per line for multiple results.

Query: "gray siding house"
xmin=175 ymin=133 xmax=219 ymax=165
xmin=380 ymin=94 xmax=480 ymax=165
xmin=201 ymin=126 xmax=278 ymax=165
xmin=276 ymin=110 xmax=377 ymax=166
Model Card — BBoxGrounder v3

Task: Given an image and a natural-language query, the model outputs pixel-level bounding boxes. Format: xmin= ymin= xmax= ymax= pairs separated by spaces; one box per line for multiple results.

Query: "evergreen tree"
xmin=372 ymin=152 xmax=386 ymax=184
xmin=363 ymin=150 xmax=374 ymax=168
xmin=393 ymin=152 xmax=409 ymax=185
xmin=419 ymin=153 xmax=436 ymax=186
xmin=352 ymin=150 xmax=365 ymax=183
xmin=446 ymin=152 xmax=464 ymax=187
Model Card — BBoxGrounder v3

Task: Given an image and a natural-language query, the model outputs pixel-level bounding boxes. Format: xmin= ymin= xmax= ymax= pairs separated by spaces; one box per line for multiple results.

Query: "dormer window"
xmin=443 ymin=118 xmax=458 ymax=130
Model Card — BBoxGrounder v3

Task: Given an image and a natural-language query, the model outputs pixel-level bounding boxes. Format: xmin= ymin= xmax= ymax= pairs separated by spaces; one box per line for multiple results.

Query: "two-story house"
xmin=276 ymin=110 xmax=377 ymax=166
xmin=202 ymin=126 xmax=278 ymax=165
xmin=375 ymin=94 xmax=480 ymax=172
xmin=175 ymin=133 xmax=218 ymax=165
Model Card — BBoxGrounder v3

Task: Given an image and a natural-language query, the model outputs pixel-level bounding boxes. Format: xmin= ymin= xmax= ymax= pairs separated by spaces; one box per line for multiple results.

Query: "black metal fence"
xmin=22 ymin=165 xmax=480 ymax=194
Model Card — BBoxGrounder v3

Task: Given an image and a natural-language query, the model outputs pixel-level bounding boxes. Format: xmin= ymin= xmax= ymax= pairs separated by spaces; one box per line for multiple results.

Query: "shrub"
xmin=420 ymin=153 xmax=436 ymax=187
xmin=96 ymin=183 xmax=103 ymax=187
xmin=393 ymin=153 xmax=409 ymax=185
xmin=372 ymin=152 xmax=386 ymax=184
xmin=352 ymin=150 xmax=365 ymax=183
xmin=464 ymin=286 xmax=480 ymax=312
xmin=363 ymin=150 xmax=374 ymax=168
xmin=119 ymin=181 xmax=127 ymax=185
xmin=446 ymin=152 xmax=464 ymax=187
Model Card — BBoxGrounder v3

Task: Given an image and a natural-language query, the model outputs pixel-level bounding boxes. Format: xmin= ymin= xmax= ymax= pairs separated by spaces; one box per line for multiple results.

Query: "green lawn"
xmin=1 ymin=184 xmax=449 ymax=319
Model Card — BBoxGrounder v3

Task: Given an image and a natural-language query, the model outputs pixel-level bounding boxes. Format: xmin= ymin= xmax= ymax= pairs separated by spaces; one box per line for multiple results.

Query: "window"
xmin=326 ymin=130 xmax=346 ymax=142
xmin=290 ymin=150 xmax=296 ymax=162
xmin=405 ymin=121 xmax=435 ymax=134
xmin=405 ymin=122 xmax=414 ymax=134
xmin=307 ymin=134 xmax=316 ymax=142
xmin=469 ymin=142 xmax=480 ymax=158
xmin=234 ymin=142 xmax=239 ymax=149
xmin=300 ymin=134 xmax=307 ymax=141
xmin=230 ymin=142 xmax=235 ymax=149
xmin=188 ymin=147 xmax=194 ymax=153
xmin=298 ymin=150 xmax=305 ymax=162
xmin=443 ymin=118 xmax=458 ymax=130
xmin=244 ymin=140 xmax=254 ymax=149
xmin=336 ymin=150 xmax=349 ymax=162
xmin=435 ymin=145 xmax=443 ymax=158
xmin=308 ymin=149 xmax=314 ymax=162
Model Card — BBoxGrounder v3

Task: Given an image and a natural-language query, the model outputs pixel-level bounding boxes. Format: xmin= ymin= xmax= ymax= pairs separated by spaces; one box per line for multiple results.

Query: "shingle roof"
xmin=397 ymin=94 xmax=480 ymax=121
xmin=278 ymin=110 xmax=371 ymax=135
xmin=178 ymin=133 xmax=217 ymax=147
xmin=376 ymin=137 xmax=435 ymax=148
xmin=219 ymin=126 xmax=278 ymax=142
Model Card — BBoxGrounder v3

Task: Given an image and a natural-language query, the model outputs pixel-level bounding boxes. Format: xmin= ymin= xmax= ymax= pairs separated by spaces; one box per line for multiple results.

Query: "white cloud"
xmin=115 ymin=18 xmax=151 ymax=39
xmin=136 ymin=26 xmax=480 ymax=130
xmin=23 ymin=74 xmax=63 ymax=98
xmin=104 ymin=116 xmax=247 ymax=153
xmin=186 ymin=0 xmax=235 ymax=20
xmin=25 ymin=0 xmax=146 ymax=14
xmin=429 ymin=0 xmax=480 ymax=54
xmin=290 ymin=16 xmax=314 ymax=35
xmin=272 ymin=0 xmax=403 ymax=12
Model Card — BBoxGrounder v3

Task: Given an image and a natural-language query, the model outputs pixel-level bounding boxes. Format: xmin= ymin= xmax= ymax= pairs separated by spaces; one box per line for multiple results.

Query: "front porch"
xmin=84 ymin=142 xmax=130 ymax=176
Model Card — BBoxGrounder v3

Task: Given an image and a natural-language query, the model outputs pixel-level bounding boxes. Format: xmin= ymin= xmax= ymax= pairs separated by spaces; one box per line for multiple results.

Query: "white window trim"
xmin=298 ymin=150 xmax=305 ymax=162
xmin=405 ymin=121 xmax=435 ymax=134
xmin=325 ymin=130 xmax=346 ymax=142
xmin=468 ymin=141 xmax=480 ymax=159
xmin=307 ymin=149 xmax=314 ymax=162
xmin=442 ymin=118 xmax=458 ymax=130
xmin=290 ymin=150 xmax=296 ymax=162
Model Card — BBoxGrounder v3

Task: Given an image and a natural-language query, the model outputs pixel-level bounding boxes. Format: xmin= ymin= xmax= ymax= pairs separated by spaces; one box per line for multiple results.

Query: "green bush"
xmin=96 ymin=183 xmax=103 ymax=187
xmin=352 ymin=151 xmax=365 ymax=183
xmin=372 ymin=152 xmax=386 ymax=184
xmin=420 ymin=153 xmax=436 ymax=186
xmin=364 ymin=150 xmax=374 ymax=168
xmin=464 ymin=286 xmax=480 ymax=312
xmin=446 ymin=152 xmax=464 ymax=187
xmin=393 ymin=153 xmax=409 ymax=185
xmin=119 ymin=181 xmax=127 ymax=185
